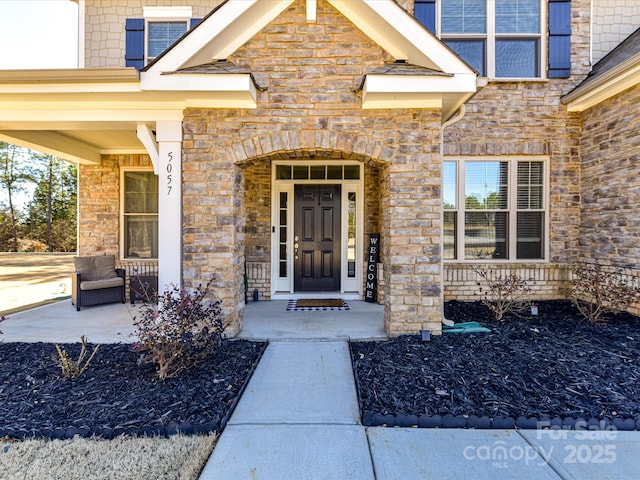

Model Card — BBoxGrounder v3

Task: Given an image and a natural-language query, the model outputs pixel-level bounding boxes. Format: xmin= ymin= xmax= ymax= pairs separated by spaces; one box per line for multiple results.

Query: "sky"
xmin=0 ymin=0 xmax=78 ymax=69
xmin=0 ymin=1 xmax=79 ymax=208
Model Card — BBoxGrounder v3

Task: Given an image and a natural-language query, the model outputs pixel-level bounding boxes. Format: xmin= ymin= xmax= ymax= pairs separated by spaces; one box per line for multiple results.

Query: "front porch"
xmin=0 ymin=298 xmax=385 ymax=344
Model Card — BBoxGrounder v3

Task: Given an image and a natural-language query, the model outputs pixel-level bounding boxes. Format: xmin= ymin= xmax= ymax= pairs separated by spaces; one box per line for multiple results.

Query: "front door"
xmin=294 ymin=184 xmax=341 ymax=291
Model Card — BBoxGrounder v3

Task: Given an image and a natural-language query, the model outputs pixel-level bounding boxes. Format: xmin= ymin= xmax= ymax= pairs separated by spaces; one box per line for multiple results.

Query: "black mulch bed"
xmin=351 ymin=301 xmax=640 ymax=430
xmin=0 ymin=340 xmax=266 ymax=440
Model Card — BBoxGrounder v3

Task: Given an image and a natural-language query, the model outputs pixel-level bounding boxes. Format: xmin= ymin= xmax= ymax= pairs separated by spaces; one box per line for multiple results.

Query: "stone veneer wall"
xmin=442 ymin=0 xmax=591 ymax=266
xmin=182 ymin=0 xmax=443 ymax=335
xmin=83 ymin=0 xmax=222 ymax=68
xmin=78 ymin=154 xmax=158 ymax=301
xmin=242 ymin=159 xmax=383 ymax=301
xmin=578 ymin=84 xmax=640 ymax=316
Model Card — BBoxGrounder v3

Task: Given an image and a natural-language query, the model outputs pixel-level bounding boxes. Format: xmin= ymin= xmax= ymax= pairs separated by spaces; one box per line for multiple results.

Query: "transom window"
xmin=122 ymin=171 xmax=158 ymax=259
xmin=443 ymin=159 xmax=546 ymax=261
xmin=275 ymin=164 xmax=360 ymax=181
xmin=433 ymin=0 xmax=544 ymax=78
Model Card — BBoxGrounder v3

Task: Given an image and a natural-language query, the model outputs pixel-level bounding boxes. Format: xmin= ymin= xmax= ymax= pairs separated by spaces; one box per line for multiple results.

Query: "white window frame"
xmin=270 ymin=161 xmax=364 ymax=297
xmin=120 ymin=168 xmax=159 ymax=260
xmin=436 ymin=0 xmax=547 ymax=80
xmin=443 ymin=156 xmax=550 ymax=263
xmin=143 ymin=6 xmax=193 ymax=64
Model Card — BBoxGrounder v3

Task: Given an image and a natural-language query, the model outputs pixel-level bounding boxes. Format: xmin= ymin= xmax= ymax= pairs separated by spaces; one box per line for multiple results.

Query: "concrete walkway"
xmin=200 ymin=339 xmax=640 ymax=480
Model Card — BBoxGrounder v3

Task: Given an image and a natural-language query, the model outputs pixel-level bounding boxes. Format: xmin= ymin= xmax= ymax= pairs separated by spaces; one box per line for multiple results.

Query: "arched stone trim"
xmin=226 ymin=131 xmax=393 ymax=167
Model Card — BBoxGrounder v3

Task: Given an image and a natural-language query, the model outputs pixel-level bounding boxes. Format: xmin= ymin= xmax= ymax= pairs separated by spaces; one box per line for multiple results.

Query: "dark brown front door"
xmin=294 ymin=184 xmax=341 ymax=291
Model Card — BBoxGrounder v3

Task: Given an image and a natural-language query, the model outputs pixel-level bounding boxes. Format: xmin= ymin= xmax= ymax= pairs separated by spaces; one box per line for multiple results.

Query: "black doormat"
xmin=287 ymin=299 xmax=350 ymax=311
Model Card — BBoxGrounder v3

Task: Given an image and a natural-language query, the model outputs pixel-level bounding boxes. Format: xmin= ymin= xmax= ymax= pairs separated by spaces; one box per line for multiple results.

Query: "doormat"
xmin=287 ymin=299 xmax=350 ymax=311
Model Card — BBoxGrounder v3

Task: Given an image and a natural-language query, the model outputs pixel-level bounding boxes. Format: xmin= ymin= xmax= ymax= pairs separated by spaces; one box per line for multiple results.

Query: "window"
xmin=436 ymin=0 xmax=543 ymax=78
xmin=123 ymin=171 xmax=158 ymax=259
xmin=122 ymin=6 xmax=197 ymax=68
xmin=147 ymin=21 xmax=188 ymax=61
xmin=443 ymin=159 xmax=546 ymax=260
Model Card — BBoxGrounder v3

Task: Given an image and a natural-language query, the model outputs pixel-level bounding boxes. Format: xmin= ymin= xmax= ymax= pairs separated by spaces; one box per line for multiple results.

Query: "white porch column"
xmin=156 ymin=120 xmax=183 ymax=290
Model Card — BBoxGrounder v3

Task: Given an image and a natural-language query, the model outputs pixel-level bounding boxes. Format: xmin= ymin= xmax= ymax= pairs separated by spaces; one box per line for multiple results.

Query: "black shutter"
xmin=414 ymin=0 xmax=436 ymax=34
xmin=125 ymin=18 xmax=145 ymax=70
xmin=548 ymin=0 xmax=571 ymax=78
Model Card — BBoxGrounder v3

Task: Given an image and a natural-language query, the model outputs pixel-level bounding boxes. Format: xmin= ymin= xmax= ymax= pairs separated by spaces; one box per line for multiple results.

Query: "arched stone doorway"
xmin=241 ymin=149 xmax=385 ymax=303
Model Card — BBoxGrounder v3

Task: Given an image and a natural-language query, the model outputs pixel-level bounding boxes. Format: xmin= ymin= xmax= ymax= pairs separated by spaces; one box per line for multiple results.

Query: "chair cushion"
xmin=80 ymin=276 xmax=124 ymax=291
xmin=93 ymin=255 xmax=118 ymax=280
xmin=74 ymin=255 xmax=118 ymax=281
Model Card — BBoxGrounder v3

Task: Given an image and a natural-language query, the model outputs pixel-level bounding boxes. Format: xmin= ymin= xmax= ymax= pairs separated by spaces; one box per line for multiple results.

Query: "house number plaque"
xmin=166 ymin=151 xmax=174 ymax=196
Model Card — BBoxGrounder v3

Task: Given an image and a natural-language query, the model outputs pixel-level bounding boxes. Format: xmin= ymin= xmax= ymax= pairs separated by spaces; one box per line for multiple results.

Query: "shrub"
xmin=0 ymin=314 xmax=5 ymax=336
xmin=568 ymin=262 xmax=640 ymax=323
xmin=54 ymin=336 xmax=100 ymax=379
xmin=133 ymin=280 xmax=224 ymax=380
xmin=474 ymin=267 xmax=532 ymax=322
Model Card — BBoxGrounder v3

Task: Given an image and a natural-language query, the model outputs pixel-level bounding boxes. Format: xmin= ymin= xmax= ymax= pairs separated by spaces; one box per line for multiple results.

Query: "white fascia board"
xmin=363 ymin=73 xmax=477 ymax=95
xmin=147 ymin=0 xmax=293 ymax=72
xmin=361 ymin=93 xmax=442 ymax=109
xmin=329 ymin=0 xmax=474 ymax=75
xmin=0 ymin=82 xmax=143 ymax=94
xmin=141 ymin=71 xmax=256 ymax=93
xmin=563 ymin=61 xmax=640 ymax=112
xmin=0 ymin=130 xmax=101 ymax=164
xmin=0 ymin=108 xmax=184 ymax=123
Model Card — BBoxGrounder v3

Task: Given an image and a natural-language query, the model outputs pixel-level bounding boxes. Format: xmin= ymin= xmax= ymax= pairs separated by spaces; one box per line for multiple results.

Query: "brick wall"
xmin=84 ymin=0 xmax=222 ymax=68
xmin=444 ymin=264 xmax=570 ymax=302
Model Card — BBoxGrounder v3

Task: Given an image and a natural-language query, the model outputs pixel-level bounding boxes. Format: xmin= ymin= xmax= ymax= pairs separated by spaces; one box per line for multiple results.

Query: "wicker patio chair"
xmin=71 ymin=255 xmax=126 ymax=311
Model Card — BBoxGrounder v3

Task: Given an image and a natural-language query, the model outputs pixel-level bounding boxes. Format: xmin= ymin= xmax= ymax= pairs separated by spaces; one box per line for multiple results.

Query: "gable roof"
xmin=142 ymin=0 xmax=477 ymax=119
xmin=563 ymin=27 xmax=640 ymax=112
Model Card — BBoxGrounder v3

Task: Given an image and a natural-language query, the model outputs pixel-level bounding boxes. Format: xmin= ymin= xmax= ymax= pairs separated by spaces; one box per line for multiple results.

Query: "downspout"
xmin=440 ymin=104 xmax=466 ymax=327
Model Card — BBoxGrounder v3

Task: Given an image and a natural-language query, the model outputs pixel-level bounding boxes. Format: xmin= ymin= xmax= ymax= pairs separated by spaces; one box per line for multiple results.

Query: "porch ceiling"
xmin=0 ymin=68 xmax=257 ymax=164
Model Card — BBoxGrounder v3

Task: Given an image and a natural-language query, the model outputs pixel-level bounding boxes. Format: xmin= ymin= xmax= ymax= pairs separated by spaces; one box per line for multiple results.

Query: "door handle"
xmin=294 ymin=242 xmax=299 ymax=259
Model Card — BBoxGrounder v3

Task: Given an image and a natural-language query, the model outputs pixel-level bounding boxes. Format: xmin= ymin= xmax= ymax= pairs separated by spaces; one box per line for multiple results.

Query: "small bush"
xmin=53 ymin=336 xmax=100 ymax=379
xmin=474 ymin=267 xmax=532 ymax=322
xmin=133 ymin=280 xmax=224 ymax=380
xmin=568 ymin=263 xmax=640 ymax=323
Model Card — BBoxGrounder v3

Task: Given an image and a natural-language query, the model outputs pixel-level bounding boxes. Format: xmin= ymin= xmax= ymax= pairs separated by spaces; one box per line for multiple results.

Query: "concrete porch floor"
xmin=239 ymin=300 xmax=386 ymax=341
xmin=0 ymin=298 xmax=385 ymax=344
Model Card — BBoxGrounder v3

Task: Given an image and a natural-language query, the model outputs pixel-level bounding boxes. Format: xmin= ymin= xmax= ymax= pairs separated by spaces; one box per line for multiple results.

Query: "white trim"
xmin=306 ymin=0 xmax=317 ymax=23
xmin=563 ymin=58 xmax=640 ymax=112
xmin=146 ymin=0 xmax=294 ymax=72
xmin=136 ymin=124 xmax=159 ymax=173
xmin=143 ymin=6 xmax=193 ymax=19
xmin=444 ymin=155 xmax=550 ymax=264
xmin=119 ymin=167 xmax=158 ymax=262
xmin=270 ymin=161 xmax=364 ymax=298
xmin=77 ymin=0 xmax=85 ymax=68
xmin=436 ymin=0 xmax=546 ymax=80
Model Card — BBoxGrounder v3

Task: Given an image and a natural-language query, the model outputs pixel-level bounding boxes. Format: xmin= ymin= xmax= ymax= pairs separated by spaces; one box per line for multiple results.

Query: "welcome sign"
xmin=365 ymin=234 xmax=380 ymax=303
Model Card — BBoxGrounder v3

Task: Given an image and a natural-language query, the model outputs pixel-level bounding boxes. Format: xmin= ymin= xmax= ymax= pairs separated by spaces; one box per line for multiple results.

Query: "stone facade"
xmin=73 ymin=0 xmax=640 ymax=335
xmin=578 ymin=84 xmax=640 ymax=315
xmin=181 ymin=0 xmax=443 ymax=335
